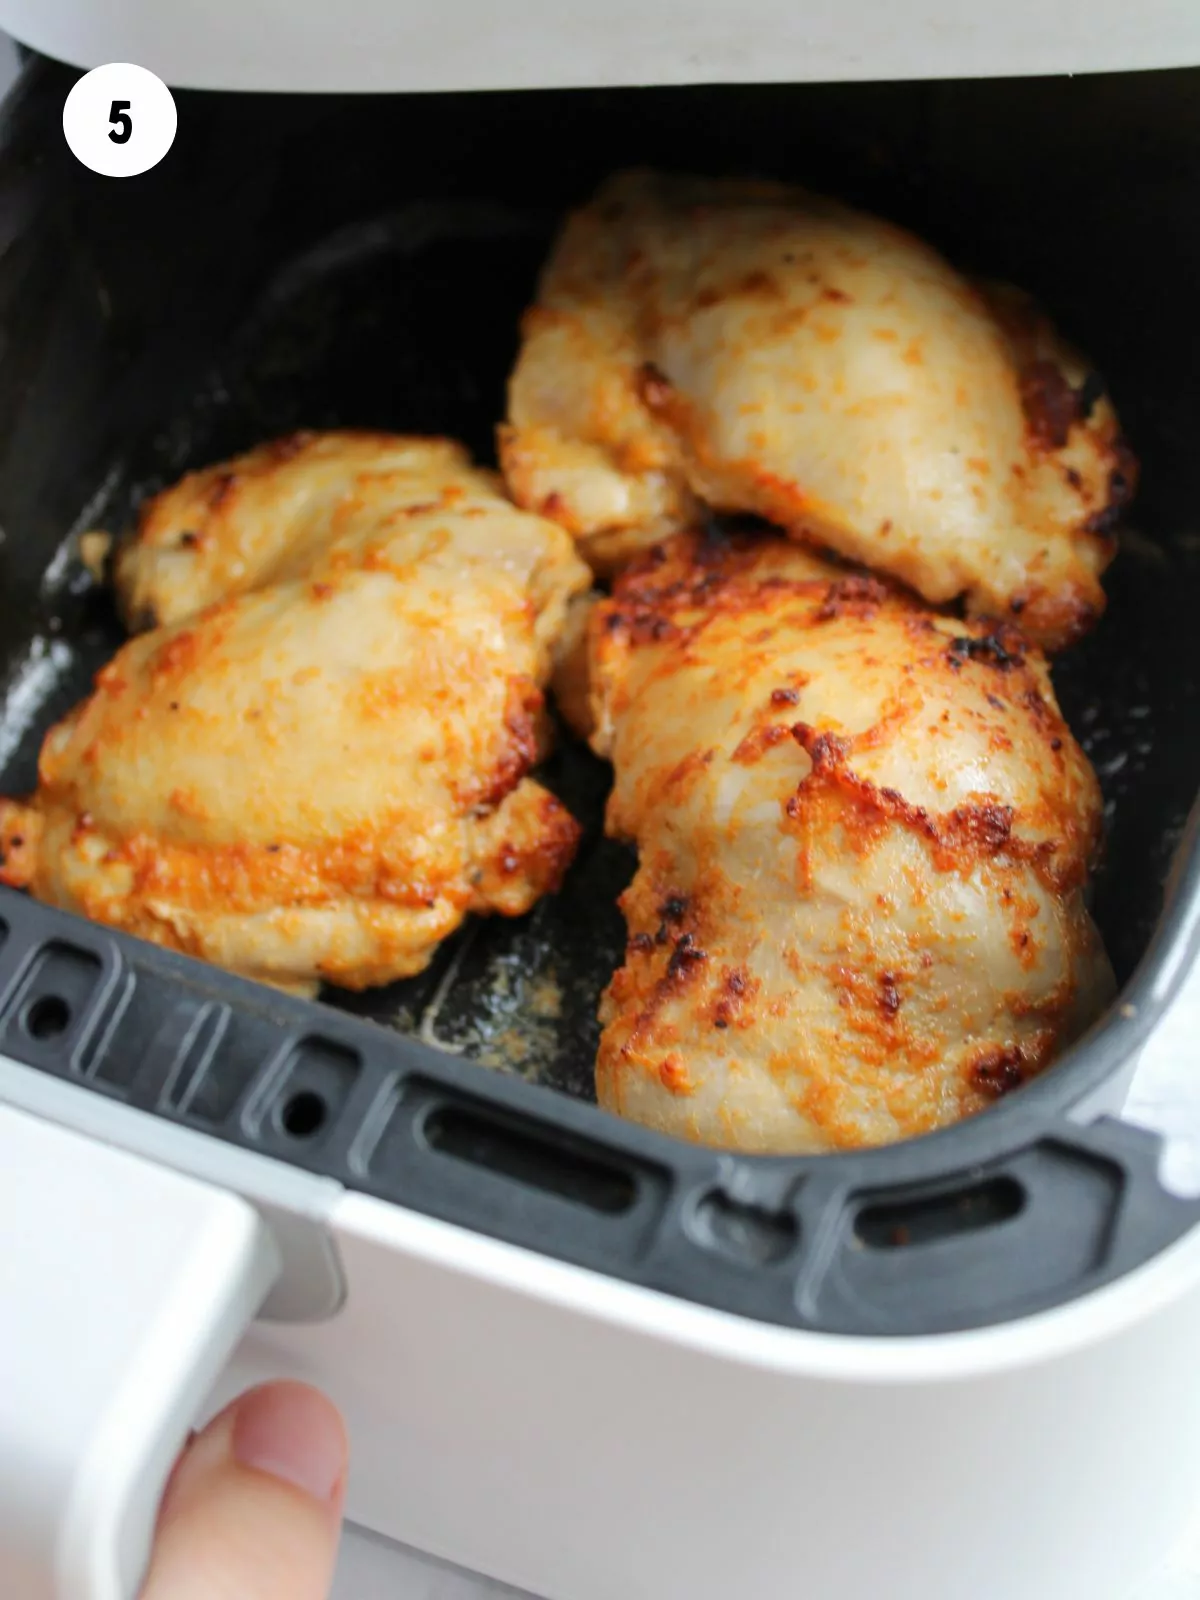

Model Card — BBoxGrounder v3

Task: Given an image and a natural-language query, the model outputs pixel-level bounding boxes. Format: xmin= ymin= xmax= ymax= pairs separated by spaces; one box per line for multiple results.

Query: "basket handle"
xmin=0 ymin=1102 xmax=280 ymax=1600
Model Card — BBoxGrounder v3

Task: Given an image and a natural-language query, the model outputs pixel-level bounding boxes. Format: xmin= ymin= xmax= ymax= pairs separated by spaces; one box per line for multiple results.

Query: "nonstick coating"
xmin=1 ymin=72 xmax=1198 ymax=1107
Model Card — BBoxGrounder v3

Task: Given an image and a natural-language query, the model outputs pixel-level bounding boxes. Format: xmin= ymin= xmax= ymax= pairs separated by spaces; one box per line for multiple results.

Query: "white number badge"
xmin=62 ymin=62 xmax=177 ymax=178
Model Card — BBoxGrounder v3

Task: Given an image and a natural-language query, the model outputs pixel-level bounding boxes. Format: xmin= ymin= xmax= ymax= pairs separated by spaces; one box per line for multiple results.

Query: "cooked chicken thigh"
xmin=570 ymin=528 xmax=1113 ymax=1153
xmin=116 ymin=431 xmax=493 ymax=629
xmin=1 ymin=437 xmax=591 ymax=995
xmin=502 ymin=171 xmax=1133 ymax=651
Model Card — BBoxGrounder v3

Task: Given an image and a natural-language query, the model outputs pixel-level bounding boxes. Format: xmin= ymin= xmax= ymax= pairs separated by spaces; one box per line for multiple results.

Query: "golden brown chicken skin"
xmin=1 ymin=437 xmax=591 ymax=995
xmin=502 ymin=170 xmax=1134 ymax=652
xmin=116 ymin=431 xmax=497 ymax=629
xmin=569 ymin=528 xmax=1114 ymax=1153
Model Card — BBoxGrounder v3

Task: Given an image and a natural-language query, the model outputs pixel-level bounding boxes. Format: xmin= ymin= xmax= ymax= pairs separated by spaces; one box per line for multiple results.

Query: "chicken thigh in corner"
xmin=566 ymin=527 xmax=1114 ymax=1153
xmin=502 ymin=170 xmax=1134 ymax=651
xmin=1 ymin=436 xmax=591 ymax=995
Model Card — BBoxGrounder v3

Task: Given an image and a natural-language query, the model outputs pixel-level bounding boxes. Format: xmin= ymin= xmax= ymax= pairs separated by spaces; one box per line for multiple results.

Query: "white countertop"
xmin=333 ymin=1527 xmax=525 ymax=1599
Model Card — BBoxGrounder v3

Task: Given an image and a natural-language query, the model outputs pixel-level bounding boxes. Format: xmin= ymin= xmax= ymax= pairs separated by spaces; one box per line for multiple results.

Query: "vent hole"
xmin=280 ymin=1090 xmax=328 ymax=1139
xmin=692 ymin=1189 xmax=797 ymax=1265
xmin=855 ymin=1176 xmax=1025 ymax=1250
xmin=423 ymin=1105 xmax=636 ymax=1215
xmin=24 ymin=995 xmax=71 ymax=1041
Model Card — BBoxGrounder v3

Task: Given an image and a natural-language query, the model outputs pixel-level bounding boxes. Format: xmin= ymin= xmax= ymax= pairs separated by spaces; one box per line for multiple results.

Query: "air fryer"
xmin=0 ymin=60 xmax=1196 ymax=1337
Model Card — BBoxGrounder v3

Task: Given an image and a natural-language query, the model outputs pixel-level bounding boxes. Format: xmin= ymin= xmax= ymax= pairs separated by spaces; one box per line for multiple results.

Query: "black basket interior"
xmin=0 ymin=61 xmax=1199 ymax=1333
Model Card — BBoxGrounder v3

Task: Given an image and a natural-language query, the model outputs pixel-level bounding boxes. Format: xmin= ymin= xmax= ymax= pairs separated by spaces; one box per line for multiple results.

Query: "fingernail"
xmin=232 ymin=1382 xmax=347 ymax=1503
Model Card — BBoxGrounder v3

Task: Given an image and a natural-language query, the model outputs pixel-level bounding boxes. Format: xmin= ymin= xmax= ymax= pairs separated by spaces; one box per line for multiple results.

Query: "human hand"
xmin=139 ymin=1381 xmax=348 ymax=1599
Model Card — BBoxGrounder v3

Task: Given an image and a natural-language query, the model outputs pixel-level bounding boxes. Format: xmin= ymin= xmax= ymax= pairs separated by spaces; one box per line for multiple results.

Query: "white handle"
xmin=0 ymin=1102 xmax=281 ymax=1600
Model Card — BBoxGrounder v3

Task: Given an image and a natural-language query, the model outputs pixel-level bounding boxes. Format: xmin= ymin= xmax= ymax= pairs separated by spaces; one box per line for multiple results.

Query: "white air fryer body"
xmin=5 ymin=1045 xmax=1200 ymax=1600
xmin=1 ymin=7 xmax=1200 ymax=1600
xmin=1 ymin=0 xmax=1199 ymax=90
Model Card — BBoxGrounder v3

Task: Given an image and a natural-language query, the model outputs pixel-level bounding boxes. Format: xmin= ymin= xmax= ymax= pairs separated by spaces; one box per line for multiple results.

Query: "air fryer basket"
xmin=1 ymin=58 xmax=1199 ymax=1334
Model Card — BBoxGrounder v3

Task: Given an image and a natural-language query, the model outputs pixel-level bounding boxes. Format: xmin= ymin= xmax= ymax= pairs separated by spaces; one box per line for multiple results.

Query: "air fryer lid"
xmin=1 ymin=62 xmax=1199 ymax=1335
xmin=0 ymin=0 xmax=1198 ymax=91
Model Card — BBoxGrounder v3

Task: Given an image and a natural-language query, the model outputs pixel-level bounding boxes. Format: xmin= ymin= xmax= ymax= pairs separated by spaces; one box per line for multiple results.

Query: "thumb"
xmin=140 ymin=1381 xmax=348 ymax=1600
